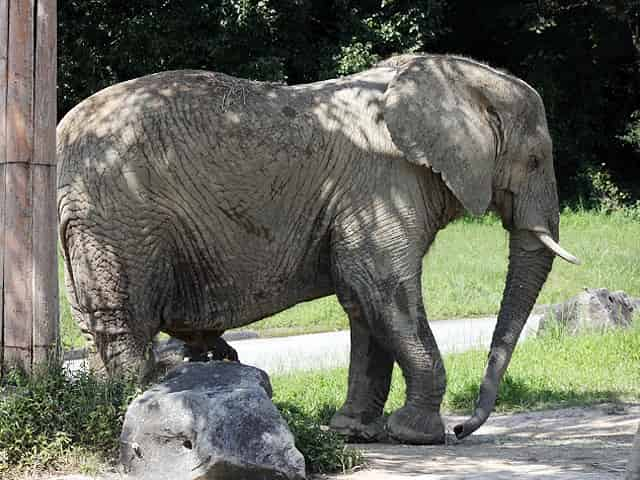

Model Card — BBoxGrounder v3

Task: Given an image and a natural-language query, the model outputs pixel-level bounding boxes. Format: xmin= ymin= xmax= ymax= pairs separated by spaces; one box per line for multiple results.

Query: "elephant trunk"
xmin=453 ymin=229 xmax=553 ymax=439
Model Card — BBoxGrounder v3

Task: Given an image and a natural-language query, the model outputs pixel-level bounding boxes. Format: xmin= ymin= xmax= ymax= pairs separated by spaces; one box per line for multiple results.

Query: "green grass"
xmin=0 ymin=365 xmax=361 ymax=478
xmin=5 ymin=320 xmax=637 ymax=478
xmin=271 ymin=319 xmax=640 ymax=421
xmin=0 ymin=365 xmax=140 ymax=479
xmin=59 ymin=208 xmax=640 ymax=346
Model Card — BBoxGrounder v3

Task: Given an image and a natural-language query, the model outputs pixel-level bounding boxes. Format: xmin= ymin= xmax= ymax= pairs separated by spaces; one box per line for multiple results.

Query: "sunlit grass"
xmin=271 ymin=319 xmax=640 ymax=419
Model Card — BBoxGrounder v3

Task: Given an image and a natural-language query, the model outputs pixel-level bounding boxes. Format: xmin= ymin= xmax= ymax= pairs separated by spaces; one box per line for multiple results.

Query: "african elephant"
xmin=57 ymin=54 xmax=579 ymax=444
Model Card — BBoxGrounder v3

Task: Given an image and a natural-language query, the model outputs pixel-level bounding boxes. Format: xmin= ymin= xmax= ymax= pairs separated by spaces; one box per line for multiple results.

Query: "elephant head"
xmin=383 ymin=55 xmax=579 ymax=438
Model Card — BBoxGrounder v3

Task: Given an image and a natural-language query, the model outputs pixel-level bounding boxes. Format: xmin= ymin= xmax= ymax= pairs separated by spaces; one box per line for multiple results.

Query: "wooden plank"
xmin=0 ymin=0 xmax=9 ymax=369
xmin=6 ymin=0 xmax=33 ymax=166
xmin=0 ymin=0 xmax=8 ymax=154
xmin=3 ymin=163 xmax=33 ymax=371
xmin=4 ymin=0 xmax=35 ymax=372
xmin=33 ymin=0 xmax=55 ymax=166
xmin=31 ymin=166 xmax=57 ymax=364
xmin=0 ymin=0 xmax=8 ymax=157
xmin=0 ymin=163 xmax=4 ymax=371
xmin=32 ymin=0 xmax=58 ymax=364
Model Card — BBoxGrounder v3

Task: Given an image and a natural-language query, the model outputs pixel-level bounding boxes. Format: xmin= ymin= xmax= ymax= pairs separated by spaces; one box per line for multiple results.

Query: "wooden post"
xmin=1 ymin=0 xmax=58 ymax=374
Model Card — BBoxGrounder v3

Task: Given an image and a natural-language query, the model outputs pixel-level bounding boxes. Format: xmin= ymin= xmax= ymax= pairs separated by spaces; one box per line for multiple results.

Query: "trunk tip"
xmin=453 ymin=418 xmax=481 ymax=440
xmin=453 ymin=423 xmax=467 ymax=439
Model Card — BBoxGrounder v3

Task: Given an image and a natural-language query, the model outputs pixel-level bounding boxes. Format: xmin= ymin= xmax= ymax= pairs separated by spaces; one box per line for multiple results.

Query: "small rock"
xmin=120 ymin=362 xmax=306 ymax=480
xmin=539 ymin=288 xmax=636 ymax=335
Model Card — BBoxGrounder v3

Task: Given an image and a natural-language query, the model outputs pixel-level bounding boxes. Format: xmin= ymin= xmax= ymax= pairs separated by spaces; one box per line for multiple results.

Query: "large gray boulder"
xmin=120 ymin=362 xmax=306 ymax=480
xmin=539 ymin=288 xmax=637 ymax=334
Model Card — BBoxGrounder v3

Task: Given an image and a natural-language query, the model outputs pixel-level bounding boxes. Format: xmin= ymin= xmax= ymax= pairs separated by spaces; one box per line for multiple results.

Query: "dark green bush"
xmin=277 ymin=402 xmax=362 ymax=474
xmin=620 ymin=110 xmax=640 ymax=154
xmin=0 ymin=364 xmax=139 ymax=471
xmin=0 ymin=364 xmax=361 ymax=476
xmin=59 ymin=1 xmax=640 ymax=205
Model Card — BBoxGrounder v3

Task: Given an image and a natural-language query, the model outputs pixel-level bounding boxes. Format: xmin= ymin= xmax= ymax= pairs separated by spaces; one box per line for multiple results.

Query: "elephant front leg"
xmin=333 ymin=273 xmax=446 ymax=443
xmin=330 ymin=298 xmax=394 ymax=442
xmin=383 ymin=279 xmax=446 ymax=444
xmin=330 ymin=207 xmax=446 ymax=444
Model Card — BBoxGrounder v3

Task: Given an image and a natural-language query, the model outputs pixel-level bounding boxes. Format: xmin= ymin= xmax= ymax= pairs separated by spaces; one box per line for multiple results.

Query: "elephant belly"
xmin=162 ymin=235 xmax=335 ymax=332
xmin=163 ymin=276 xmax=335 ymax=333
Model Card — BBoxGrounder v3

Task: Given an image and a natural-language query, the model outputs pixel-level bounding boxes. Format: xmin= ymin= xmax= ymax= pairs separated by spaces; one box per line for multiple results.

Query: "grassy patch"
xmin=277 ymin=403 xmax=363 ymax=474
xmin=443 ymin=319 xmax=640 ymax=412
xmin=0 ymin=365 xmax=139 ymax=479
xmin=271 ymin=320 xmax=640 ymax=418
xmin=0 ymin=364 xmax=361 ymax=478
xmin=59 ymin=209 xmax=640 ymax=345
xmin=3 ymin=323 xmax=636 ymax=478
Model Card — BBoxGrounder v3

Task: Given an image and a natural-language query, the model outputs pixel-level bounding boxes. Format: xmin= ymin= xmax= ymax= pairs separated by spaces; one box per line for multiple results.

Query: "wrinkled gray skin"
xmin=57 ymin=54 xmax=572 ymax=444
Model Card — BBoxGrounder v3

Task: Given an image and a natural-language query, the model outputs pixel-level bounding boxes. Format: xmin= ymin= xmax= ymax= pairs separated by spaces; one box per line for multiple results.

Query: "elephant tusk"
xmin=534 ymin=232 xmax=581 ymax=265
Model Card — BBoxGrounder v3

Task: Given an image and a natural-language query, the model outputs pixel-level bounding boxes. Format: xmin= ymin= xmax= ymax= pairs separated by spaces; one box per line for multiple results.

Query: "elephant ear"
xmin=383 ymin=57 xmax=502 ymax=216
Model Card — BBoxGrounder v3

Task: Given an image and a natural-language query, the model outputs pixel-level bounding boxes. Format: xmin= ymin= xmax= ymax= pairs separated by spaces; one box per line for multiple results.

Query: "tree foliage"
xmin=58 ymin=0 xmax=640 ymax=204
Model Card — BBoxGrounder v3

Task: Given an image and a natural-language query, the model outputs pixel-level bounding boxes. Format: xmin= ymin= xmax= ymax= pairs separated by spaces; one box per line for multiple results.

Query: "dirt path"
xmin=39 ymin=404 xmax=638 ymax=479
xmin=317 ymin=403 xmax=639 ymax=480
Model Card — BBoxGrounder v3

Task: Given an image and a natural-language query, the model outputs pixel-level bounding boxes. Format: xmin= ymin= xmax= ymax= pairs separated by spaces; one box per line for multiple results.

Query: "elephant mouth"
xmin=533 ymin=231 xmax=581 ymax=265
xmin=493 ymin=190 xmax=580 ymax=265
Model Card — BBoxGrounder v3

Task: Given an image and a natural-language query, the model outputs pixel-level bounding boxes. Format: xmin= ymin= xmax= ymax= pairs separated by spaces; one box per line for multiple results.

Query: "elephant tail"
xmin=58 ymin=202 xmax=80 ymax=310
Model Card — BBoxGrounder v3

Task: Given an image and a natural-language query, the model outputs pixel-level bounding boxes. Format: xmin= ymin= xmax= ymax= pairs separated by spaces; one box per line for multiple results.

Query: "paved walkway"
xmin=229 ymin=314 xmax=542 ymax=375
xmin=66 ymin=314 xmax=543 ymax=375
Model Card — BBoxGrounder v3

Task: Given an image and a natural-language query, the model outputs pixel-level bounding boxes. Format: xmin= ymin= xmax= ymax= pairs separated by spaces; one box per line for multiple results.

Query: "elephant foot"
xmin=386 ymin=405 xmax=445 ymax=445
xmin=329 ymin=408 xmax=387 ymax=442
xmin=184 ymin=337 xmax=239 ymax=362
xmin=208 ymin=337 xmax=239 ymax=362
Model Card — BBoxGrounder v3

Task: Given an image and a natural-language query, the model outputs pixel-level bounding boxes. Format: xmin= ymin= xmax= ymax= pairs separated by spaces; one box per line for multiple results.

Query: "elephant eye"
xmin=528 ymin=155 xmax=540 ymax=172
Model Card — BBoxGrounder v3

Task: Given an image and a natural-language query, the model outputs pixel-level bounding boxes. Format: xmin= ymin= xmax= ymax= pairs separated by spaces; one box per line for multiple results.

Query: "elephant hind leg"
xmin=64 ymin=229 xmax=163 ymax=380
xmin=167 ymin=331 xmax=239 ymax=363
xmin=185 ymin=335 xmax=239 ymax=362
xmin=76 ymin=307 xmax=155 ymax=381
xmin=205 ymin=336 xmax=239 ymax=362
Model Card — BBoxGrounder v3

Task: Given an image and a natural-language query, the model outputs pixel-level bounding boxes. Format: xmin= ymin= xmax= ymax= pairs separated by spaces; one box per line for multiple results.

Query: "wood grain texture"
xmin=31 ymin=165 xmax=58 ymax=363
xmin=3 ymin=0 xmax=35 ymax=371
xmin=0 ymin=0 xmax=9 ymax=369
xmin=0 ymin=0 xmax=7 ymax=155
xmin=33 ymin=0 xmax=55 ymax=166
xmin=3 ymin=163 xmax=33 ymax=370
xmin=32 ymin=0 xmax=58 ymax=363
xmin=6 ymin=0 xmax=33 ymax=166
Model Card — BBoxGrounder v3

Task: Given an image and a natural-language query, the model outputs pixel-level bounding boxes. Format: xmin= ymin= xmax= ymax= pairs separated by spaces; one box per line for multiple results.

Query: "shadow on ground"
xmin=316 ymin=403 xmax=639 ymax=480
